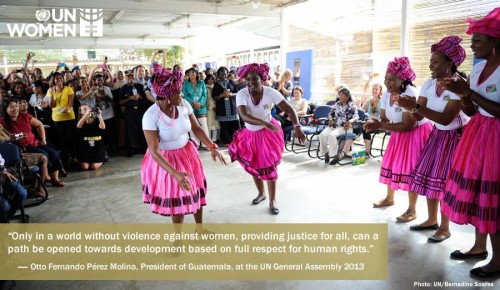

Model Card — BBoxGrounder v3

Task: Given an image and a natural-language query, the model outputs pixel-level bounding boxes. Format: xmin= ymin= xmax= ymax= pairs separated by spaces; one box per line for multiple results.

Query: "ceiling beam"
xmin=0 ymin=37 xmax=184 ymax=49
xmin=0 ymin=0 xmax=279 ymax=18
xmin=108 ymin=10 xmax=125 ymax=24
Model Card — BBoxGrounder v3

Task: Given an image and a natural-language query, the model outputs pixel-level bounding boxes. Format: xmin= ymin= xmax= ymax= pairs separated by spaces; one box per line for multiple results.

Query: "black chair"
xmin=369 ymin=130 xmax=391 ymax=157
xmin=287 ymin=105 xmax=332 ymax=158
xmin=0 ymin=143 xmax=49 ymax=210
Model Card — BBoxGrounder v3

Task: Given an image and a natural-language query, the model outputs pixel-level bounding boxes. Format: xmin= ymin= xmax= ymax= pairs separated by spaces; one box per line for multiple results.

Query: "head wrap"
xmin=236 ymin=63 xmax=270 ymax=82
xmin=466 ymin=8 xmax=500 ymax=38
xmin=386 ymin=57 xmax=416 ymax=82
xmin=151 ymin=63 xmax=183 ymax=99
xmin=431 ymin=36 xmax=466 ymax=67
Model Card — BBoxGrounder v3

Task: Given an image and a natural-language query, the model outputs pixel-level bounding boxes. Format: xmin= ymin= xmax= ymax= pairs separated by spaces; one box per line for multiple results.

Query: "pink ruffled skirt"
xmin=441 ymin=114 xmax=500 ymax=234
xmin=379 ymin=122 xmax=433 ymax=191
xmin=141 ymin=141 xmax=207 ymax=216
xmin=228 ymin=118 xmax=284 ymax=181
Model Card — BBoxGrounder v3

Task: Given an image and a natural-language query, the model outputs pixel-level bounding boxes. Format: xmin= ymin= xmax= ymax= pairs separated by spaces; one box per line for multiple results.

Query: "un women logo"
xmin=78 ymin=9 xmax=104 ymax=37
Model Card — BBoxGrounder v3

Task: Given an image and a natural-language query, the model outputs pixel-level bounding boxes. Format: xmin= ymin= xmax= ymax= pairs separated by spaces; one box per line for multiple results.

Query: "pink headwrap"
xmin=431 ymin=36 xmax=466 ymax=67
xmin=236 ymin=63 xmax=270 ymax=82
xmin=387 ymin=57 xmax=416 ymax=82
xmin=151 ymin=63 xmax=183 ymax=99
xmin=466 ymin=8 xmax=500 ymax=38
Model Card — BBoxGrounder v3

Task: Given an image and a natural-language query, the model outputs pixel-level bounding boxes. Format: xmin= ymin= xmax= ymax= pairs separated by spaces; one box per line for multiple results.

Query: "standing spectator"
xmin=182 ymin=67 xmax=209 ymax=149
xmin=46 ymin=72 xmax=76 ymax=167
xmin=440 ymin=8 xmax=500 ymax=279
xmin=92 ymin=74 xmax=117 ymax=154
xmin=205 ymin=74 xmax=220 ymax=143
xmin=213 ymin=67 xmax=240 ymax=146
xmin=119 ymin=71 xmax=147 ymax=156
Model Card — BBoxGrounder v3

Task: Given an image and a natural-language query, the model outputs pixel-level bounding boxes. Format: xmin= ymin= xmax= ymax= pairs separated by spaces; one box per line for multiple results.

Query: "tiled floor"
xmin=10 ymin=144 xmax=496 ymax=290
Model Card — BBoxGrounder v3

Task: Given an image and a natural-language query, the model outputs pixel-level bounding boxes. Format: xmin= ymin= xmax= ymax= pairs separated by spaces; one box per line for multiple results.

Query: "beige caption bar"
xmin=0 ymin=223 xmax=387 ymax=280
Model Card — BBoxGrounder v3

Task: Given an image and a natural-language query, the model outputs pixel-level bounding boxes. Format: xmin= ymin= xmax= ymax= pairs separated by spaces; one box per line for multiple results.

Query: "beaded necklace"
xmin=249 ymin=87 xmax=263 ymax=106
xmin=157 ymin=102 xmax=176 ymax=127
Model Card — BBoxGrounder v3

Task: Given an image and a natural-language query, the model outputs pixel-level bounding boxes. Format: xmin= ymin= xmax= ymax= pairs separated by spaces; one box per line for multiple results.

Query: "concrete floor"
xmin=9 ymin=143 xmax=497 ymax=290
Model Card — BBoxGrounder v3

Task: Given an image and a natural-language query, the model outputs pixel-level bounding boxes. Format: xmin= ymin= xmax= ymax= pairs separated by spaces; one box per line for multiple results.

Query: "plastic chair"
xmin=288 ymin=105 xmax=332 ymax=158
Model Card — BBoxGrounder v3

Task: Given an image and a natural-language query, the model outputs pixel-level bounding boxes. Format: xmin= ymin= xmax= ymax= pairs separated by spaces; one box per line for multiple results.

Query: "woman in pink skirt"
xmin=364 ymin=57 xmax=433 ymax=223
xmin=141 ymin=63 xmax=226 ymax=229
xmin=440 ymin=8 xmax=500 ymax=279
xmin=229 ymin=63 xmax=305 ymax=215
xmin=398 ymin=36 xmax=468 ymax=243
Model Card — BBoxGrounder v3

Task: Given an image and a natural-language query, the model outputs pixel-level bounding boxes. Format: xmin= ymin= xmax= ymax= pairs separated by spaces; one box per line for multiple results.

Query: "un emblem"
xmin=35 ymin=9 xmax=51 ymax=22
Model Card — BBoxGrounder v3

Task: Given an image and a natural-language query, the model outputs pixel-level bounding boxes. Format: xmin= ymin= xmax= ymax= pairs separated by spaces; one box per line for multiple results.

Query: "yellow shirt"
xmin=47 ymin=86 xmax=75 ymax=122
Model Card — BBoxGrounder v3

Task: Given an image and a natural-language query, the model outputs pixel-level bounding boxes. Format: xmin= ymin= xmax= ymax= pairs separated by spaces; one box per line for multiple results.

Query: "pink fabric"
xmin=151 ymin=63 xmax=184 ymax=100
xmin=441 ymin=114 xmax=500 ymax=234
xmin=466 ymin=8 xmax=500 ymax=39
xmin=431 ymin=36 xmax=466 ymax=67
xmin=236 ymin=63 xmax=270 ymax=82
xmin=141 ymin=141 xmax=207 ymax=216
xmin=386 ymin=57 xmax=416 ymax=82
xmin=228 ymin=118 xmax=284 ymax=181
xmin=379 ymin=122 xmax=433 ymax=190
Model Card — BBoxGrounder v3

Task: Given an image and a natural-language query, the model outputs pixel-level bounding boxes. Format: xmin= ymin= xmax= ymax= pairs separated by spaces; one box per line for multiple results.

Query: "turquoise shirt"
xmin=182 ymin=80 xmax=208 ymax=116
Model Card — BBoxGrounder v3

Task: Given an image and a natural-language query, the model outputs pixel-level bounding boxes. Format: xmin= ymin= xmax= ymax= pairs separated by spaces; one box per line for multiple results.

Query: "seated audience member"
xmin=318 ymin=87 xmax=359 ymax=165
xmin=361 ymin=82 xmax=384 ymax=157
xmin=76 ymin=105 xmax=106 ymax=171
xmin=277 ymin=86 xmax=308 ymax=142
xmin=0 ymin=98 xmax=65 ymax=187
xmin=0 ymin=153 xmax=28 ymax=221
xmin=272 ymin=68 xmax=293 ymax=99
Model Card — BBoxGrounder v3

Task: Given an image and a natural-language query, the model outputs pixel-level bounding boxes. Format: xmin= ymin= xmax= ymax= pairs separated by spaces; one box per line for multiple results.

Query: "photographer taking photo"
xmin=76 ymin=104 xmax=106 ymax=171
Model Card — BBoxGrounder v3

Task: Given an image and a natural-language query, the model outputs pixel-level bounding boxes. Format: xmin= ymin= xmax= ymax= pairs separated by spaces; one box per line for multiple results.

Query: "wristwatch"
xmin=410 ymin=104 xmax=421 ymax=113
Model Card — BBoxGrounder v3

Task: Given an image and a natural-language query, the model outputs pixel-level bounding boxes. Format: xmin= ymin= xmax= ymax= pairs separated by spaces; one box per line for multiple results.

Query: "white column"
xmin=400 ymin=0 xmax=410 ymax=56
xmin=280 ymin=8 xmax=288 ymax=69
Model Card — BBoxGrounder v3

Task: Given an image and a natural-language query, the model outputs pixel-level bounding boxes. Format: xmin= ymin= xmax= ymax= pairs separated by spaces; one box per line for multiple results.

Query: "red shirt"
xmin=0 ymin=113 xmax=39 ymax=148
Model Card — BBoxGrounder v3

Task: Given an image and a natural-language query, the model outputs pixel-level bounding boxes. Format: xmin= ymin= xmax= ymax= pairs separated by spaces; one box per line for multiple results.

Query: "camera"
xmin=89 ymin=107 xmax=100 ymax=118
xmin=13 ymin=133 xmax=26 ymax=140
